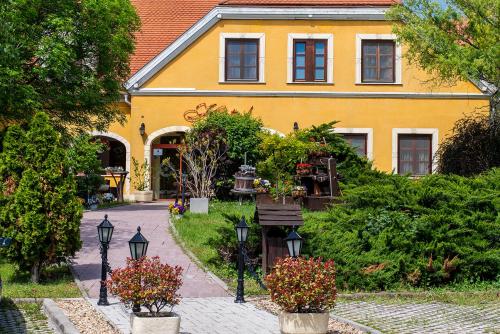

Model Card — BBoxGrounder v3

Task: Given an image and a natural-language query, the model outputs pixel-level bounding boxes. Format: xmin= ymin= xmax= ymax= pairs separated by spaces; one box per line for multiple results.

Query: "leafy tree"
xmin=387 ymin=0 xmax=499 ymax=113
xmin=0 ymin=113 xmax=83 ymax=283
xmin=0 ymin=0 xmax=140 ymax=133
xmin=437 ymin=112 xmax=500 ymax=175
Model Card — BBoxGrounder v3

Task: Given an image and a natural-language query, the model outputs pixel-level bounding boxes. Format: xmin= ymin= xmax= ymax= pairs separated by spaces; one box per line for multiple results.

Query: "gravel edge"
xmin=330 ymin=314 xmax=383 ymax=334
xmin=43 ymin=298 xmax=80 ymax=334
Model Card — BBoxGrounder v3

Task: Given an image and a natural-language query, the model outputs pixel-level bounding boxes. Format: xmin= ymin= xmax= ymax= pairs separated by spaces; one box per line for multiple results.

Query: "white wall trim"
xmin=355 ymin=34 xmax=402 ymax=85
xmin=219 ymin=33 xmax=266 ymax=83
xmin=143 ymin=126 xmax=191 ymax=191
xmin=131 ymin=88 xmax=488 ymax=99
xmin=287 ymin=33 xmax=334 ymax=84
xmin=391 ymin=128 xmax=439 ymax=174
xmin=125 ymin=6 xmax=389 ymax=90
xmin=90 ymin=131 xmax=131 ymax=194
xmin=334 ymin=128 xmax=373 ymax=160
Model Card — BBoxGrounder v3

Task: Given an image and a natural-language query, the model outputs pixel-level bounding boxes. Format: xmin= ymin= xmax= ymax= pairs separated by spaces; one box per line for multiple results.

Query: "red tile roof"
xmin=129 ymin=0 xmax=396 ymax=75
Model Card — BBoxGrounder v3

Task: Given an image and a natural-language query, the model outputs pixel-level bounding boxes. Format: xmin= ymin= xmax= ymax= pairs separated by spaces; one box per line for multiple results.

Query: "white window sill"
xmin=219 ymin=81 xmax=266 ymax=84
xmin=287 ymin=81 xmax=334 ymax=85
xmin=355 ymin=82 xmax=402 ymax=86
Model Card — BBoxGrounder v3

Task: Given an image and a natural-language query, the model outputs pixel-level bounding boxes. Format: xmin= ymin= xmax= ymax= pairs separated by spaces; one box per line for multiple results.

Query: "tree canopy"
xmin=387 ymin=0 xmax=499 ymax=111
xmin=0 ymin=0 xmax=140 ymax=133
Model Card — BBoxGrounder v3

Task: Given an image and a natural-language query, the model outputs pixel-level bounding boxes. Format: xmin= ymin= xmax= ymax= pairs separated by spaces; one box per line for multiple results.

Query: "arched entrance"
xmin=91 ymin=131 xmax=131 ymax=195
xmin=144 ymin=126 xmax=189 ymax=200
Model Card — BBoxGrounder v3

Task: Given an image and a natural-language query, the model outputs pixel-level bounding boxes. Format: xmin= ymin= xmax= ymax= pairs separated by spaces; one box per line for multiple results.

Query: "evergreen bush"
xmin=300 ymin=169 xmax=500 ymax=290
xmin=0 ymin=113 xmax=83 ymax=282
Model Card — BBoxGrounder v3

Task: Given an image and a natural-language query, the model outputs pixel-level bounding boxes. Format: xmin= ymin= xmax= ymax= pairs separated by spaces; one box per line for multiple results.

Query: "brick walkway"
xmin=333 ymin=301 xmax=500 ymax=334
xmin=90 ymin=297 xmax=280 ymax=334
xmin=71 ymin=202 xmax=228 ymax=298
xmin=0 ymin=302 xmax=53 ymax=334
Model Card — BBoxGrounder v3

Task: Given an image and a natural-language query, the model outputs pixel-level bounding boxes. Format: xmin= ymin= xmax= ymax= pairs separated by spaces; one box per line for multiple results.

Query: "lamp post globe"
xmin=285 ymin=229 xmax=303 ymax=258
xmin=97 ymin=214 xmax=114 ymax=244
xmin=236 ymin=216 xmax=249 ymax=243
xmin=129 ymin=226 xmax=149 ymax=260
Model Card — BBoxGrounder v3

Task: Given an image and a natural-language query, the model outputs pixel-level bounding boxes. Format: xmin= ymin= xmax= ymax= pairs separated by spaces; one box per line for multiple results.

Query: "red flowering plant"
xmin=265 ymin=257 xmax=336 ymax=313
xmin=107 ymin=256 xmax=183 ymax=316
xmin=296 ymin=163 xmax=313 ymax=175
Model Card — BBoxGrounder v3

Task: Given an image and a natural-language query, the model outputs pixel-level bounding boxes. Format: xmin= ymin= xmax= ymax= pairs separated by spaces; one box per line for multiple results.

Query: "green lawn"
xmin=171 ymin=200 xmax=266 ymax=294
xmin=0 ymin=259 xmax=81 ymax=298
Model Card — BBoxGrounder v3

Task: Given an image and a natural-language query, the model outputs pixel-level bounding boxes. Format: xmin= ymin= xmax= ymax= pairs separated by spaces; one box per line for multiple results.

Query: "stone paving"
xmin=333 ymin=301 xmax=500 ymax=334
xmin=0 ymin=302 xmax=53 ymax=334
xmin=90 ymin=297 xmax=280 ymax=334
xmin=72 ymin=202 xmax=228 ymax=298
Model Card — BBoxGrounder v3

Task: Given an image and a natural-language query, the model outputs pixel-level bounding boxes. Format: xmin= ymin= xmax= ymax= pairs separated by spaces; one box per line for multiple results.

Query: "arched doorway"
xmin=91 ymin=131 xmax=131 ymax=195
xmin=144 ymin=126 xmax=189 ymax=200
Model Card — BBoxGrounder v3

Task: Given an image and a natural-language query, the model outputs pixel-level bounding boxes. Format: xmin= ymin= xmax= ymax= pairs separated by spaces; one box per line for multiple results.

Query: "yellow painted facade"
xmin=103 ymin=18 xmax=489 ymax=196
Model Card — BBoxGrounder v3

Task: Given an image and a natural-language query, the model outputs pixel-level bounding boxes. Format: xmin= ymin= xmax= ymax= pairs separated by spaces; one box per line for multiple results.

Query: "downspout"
xmin=123 ymin=93 xmax=131 ymax=106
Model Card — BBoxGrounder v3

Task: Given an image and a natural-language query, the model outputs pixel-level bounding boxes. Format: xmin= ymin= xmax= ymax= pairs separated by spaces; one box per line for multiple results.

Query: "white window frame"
xmin=287 ymin=33 xmax=334 ymax=84
xmin=356 ymin=34 xmax=402 ymax=85
xmin=392 ymin=128 xmax=438 ymax=174
xmin=333 ymin=128 xmax=373 ymax=160
xmin=219 ymin=33 xmax=265 ymax=83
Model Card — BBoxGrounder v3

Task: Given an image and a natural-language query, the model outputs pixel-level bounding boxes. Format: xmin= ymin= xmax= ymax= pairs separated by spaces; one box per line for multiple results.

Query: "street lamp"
xmin=129 ymin=226 xmax=149 ymax=260
xmin=97 ymin=215 xmax=114 ymax=306
xmin=285 ymin=228 xmax=303 ymax=258
xmin=235 ymin=216 xmax=249 ymax=303
xmin=129 ymin=227 xmax=149 ymax=313
xmin=139 ymin=123 xmax=146 ymax=136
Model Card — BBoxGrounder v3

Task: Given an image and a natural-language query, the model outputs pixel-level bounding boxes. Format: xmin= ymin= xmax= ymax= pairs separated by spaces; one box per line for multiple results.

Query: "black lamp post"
xmin=129 ymin=227 xmax=149 ymax=312
xmin=235 ymin=216 xmax=249 ymax=303
xmin=285 ymin=228 xmax=303 ymax=258
xmin=139 ymin=123 xmax=146 ymax=136
xmin=97 ymin=215 xmax=114 ymax=306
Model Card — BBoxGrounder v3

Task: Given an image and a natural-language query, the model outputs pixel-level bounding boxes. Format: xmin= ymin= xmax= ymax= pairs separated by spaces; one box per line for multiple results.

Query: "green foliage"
xmin=0 ymin=113 xmax=83 ymax=283
xmin=257 ymin=121 xmax=372 ymax=184
xmin=0 ymin=0 xmax=140 ymax=133
xmin=300 ymin=169 xmax=500 ymax=291
xmin=131 ymin=157 xmax=149 ymax=191
xmin=67 ymin=135 xmax=105 ymax=198
xmin=193 ymin=106 xmax=264 ymax=165
xmin=192 ymin=105 xmax=265 ymax=197
xmin=437 ymin=112 xmax=500 ymax=176
xmin=387 ymin=0 xmax=499 ymax=111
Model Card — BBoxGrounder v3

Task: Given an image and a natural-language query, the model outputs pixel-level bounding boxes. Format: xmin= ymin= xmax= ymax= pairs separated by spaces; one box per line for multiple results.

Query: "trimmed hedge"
xmin=300 ymin=169 xmax=500 ymax=291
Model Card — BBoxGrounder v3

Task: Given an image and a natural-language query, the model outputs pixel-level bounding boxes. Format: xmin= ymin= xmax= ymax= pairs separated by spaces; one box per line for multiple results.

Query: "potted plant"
xmin=108 ymin=256 xmax=183 ymax=334
xmin=265 ymin=257 xmax=336 ymax=334
xmin=163 ymin=130 xmax=227 ymax=214
xmin=131 ymin=158 xmax=153 ymax=202
xmin=168 ymin=202 xmax=186 ymax=219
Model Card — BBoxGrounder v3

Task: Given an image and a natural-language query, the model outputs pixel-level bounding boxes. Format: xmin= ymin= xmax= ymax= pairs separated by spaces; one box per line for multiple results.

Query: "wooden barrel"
xmin=234 ymin=175 xmax=255 ymax=192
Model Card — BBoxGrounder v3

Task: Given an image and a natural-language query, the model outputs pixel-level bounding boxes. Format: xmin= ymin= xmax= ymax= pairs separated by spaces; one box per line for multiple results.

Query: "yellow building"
xmin=93 ymin=0 xmax=490 ymax=200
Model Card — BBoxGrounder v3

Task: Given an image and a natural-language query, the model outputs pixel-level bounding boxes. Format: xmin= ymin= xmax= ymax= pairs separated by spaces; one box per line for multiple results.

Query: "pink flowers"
xmin=265 ymin=257 xmax=336 ymax=313
xmin=107 ymin=256 xmax=183 ymax=315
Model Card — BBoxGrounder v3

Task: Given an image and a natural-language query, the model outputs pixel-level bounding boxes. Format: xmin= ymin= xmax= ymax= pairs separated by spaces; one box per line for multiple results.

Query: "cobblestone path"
xmin=333 ymin=301 xmax=500 ymax=334
xmin=0 ymin=302 xmax=53 ymax=334
xmin=91 ymin=297 xmax=280 ymax=334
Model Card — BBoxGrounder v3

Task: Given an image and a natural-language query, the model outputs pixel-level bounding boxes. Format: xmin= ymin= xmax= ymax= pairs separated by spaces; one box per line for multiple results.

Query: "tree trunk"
xmin=30 ymin=261 xmax=41 ymax=283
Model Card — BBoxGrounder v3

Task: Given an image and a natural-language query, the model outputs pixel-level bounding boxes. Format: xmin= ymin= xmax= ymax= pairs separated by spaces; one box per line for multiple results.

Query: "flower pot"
xmin=131 ymin=312 xmax=180 ymax=334
xmin=190 ymin=197 xmax=209 ymax=214
xmin=278 ymin=312 xmax=329 ymax=334
xmin=133 ymin=190 xmax=153 ymax=202
xmin=174 ymin=214 xmax=183 ymax=220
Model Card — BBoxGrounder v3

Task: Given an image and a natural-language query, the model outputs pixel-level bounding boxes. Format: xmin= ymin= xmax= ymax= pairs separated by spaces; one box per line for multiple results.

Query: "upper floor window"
xmin=340 ymin=133 xmax=367 ymax=157
xmin=362 ymin=40 xmax=395 ymax=83
xmin=225 ymin=39 xmax=259 ymax=81
xmin=398 ymin=134 xmax=432 ymax=175
xmin=293 ymin=40 xmax=327 ymax=82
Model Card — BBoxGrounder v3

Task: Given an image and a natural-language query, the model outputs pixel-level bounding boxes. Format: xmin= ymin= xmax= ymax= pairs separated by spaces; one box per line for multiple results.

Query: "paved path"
xmin=91 ymin=297 xmax=280 ymax=334
xmin=334 ymin=301 xmax=500 ymax=334
xmin=0 ymin=302 xmax=54 ymax=334
xmin=71 ymin=202 xmax=228 ymax=298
